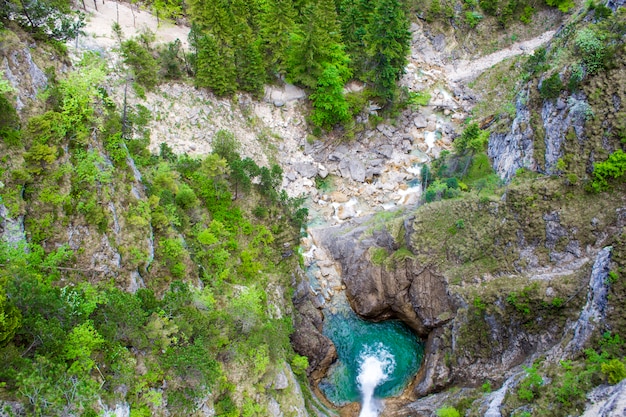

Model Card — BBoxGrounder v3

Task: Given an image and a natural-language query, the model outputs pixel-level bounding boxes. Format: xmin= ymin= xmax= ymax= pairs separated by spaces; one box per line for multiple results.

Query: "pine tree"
xmin=286 ymin=2 xmax=350 ymax=89
xmin=194 ymin=33 xmax=237 ymax=96
xmin=259 ymin=0 xmax=297 ymax=74
xmin=337 ymin=0 xmax=374 ymax=78
xmin=363 ymin=0 xmax=411 ymax=103
xmin=310 ymin=63 xmax=351 ymax=129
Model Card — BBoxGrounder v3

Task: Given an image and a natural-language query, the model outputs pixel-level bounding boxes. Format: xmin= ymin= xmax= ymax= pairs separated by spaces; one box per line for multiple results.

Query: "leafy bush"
xmin=545 ymin=0 xmax=575 ymax=12
xmin=601 ymin=359 xmax=626 ymax=384
xmin=520 ymin=6 xmax=535 ymax=23
xmin=436 ymin=406 xmax=460 ymax=417
xmin=539 ymin=73 xmax=563 ymax=100
xmin=575 ymin=28 xmax=606 ymax=75
xmin=465 ymin=11 xmax=484 ymax=28
xmin=591 ymin=150 xmax=626 ymax=191
xmin=517 ymin=364 xmax=543 ymax=401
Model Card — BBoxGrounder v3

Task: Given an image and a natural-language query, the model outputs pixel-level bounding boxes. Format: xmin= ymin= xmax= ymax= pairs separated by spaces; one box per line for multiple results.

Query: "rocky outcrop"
xmin=0 ymin=204 xmax=25 ymax=245
xmin=290 ymin=271 xmax=337 ymax=382
xmin=1 ymin=45 xmax=48 ymax=111
xmin=312 ymin=220 xmax=455 ymax=339
xmin=541 ymin=90 xmax=588 ymax=174
xmin=563 ymin=246 xmax=612 ymax=355
xmin=582 ymin=379 xmax=626 ymax=417
xmin=489 ymin=83 xmax=591 ymax=182
xmin=488 ymin=89 xmax=536 ymax=181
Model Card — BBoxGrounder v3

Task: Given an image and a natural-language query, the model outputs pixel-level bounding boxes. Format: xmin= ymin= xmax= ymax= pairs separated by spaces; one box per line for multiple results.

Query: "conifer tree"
xmin=310 ymin=63 xmax=351 ymax=129
xmin=194 ymin=33 xmax=237 ymax=96
xmin=286 ymin=1 xmax=350 ymax=89
xmin=232 ymin=10 xmax=266 ymax=96
xmin=363 ymin=0 xmax=410 ymax=103
xmin=337 ymin=0 xmax=374 ymax=78
xmin=259 ymin=0 xmax=297 ymax=74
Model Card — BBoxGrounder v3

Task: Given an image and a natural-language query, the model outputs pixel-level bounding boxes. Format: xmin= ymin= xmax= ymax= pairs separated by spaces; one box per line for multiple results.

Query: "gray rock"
xmin=293 ymin=162 xmax=318 ymax=178
xmin=565 ymin=247 xmax=612 ymax=354
xmin=338 ymin=159 xmax=351 ymax=178
xmin=268 ymin=398 xmax=283 ymax=417
xmin=542 ymin=91 xmax=588 ymax=174
xmin=376 ymin=145 xmax=394 ymax=159
xmin=581 ymin=379 xmax=626 ymax=417
xmin=0 ymin=204 xmax=25 ymax=245
xmin=273 ymin=370 xmax=289 ymax=390
xmin=414 ymin=114 xmax=428 ymax=129
xmin=348 ymin=159 xmax=366 ymax=182
xmin=488 ymin=89 xmax=536 ymax=182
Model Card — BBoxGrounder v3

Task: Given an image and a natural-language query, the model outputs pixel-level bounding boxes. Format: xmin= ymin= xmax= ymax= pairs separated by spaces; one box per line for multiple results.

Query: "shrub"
xmin=591 ymin=149 xmax=626 ymax=191
xmin=575 ymin=28 xmax=606 ymax=75
xmin=546 ymin=0 xmax=575 ymax=12
xmin=539 ymin=73 xmax=563 ymax=100
xmin=520 ymin=6 xmax=535 ymax=23
xmin=601 ymin=359 xmax=626 ymax=384
xmin=291 ymin=355 xmax=309 ymax=375
xmin=436 ymin=407 xmax=460 ymax=417
xmin=567 ymin=64 xmax=584 ymax=92
xmin=465 ymin=11 xmax=484 ymax=27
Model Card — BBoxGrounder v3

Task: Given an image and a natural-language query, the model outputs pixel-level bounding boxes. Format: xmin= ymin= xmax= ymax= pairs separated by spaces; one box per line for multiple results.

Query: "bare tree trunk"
xmin=81 ymin=0 xmax=86 ymax=10
xmin=116 ymin=0 xmax=119 ymax=24
xmin=18 ymin=0 xmax=35 ymax=29
xmin=93 ymin=0 xmax=97 ymax=11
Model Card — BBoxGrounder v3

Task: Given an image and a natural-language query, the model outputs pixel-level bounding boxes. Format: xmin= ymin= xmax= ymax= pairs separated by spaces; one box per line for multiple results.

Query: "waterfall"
xmin=357 ymin=343 xmax=396 ymax=417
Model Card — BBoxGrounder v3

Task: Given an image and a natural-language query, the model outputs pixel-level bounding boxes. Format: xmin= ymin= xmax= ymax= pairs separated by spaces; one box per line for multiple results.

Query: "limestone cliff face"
xmin=312 ymin=219 xmax=455 ymax=339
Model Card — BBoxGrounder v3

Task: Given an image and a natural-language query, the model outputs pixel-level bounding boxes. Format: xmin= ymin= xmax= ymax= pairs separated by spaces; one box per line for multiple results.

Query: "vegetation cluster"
xmin=0 ymin=36 xmax=309 ymax=415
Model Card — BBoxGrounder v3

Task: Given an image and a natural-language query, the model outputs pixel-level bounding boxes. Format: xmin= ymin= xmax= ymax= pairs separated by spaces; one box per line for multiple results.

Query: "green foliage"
xmin=567 ymin=64 xmax=584 ymax=92
xmin=520 ymin=6 xmax=535 ymax=23
xmin=362 ymin=0 xmax=411 ymax=103
xmin=1 ymin=0 xmax=86 ymax=41
xmin=0 ymin=71 xmax=21 ymax=146
xmin=121 ymin=39 xmax=159 ymax=91
xmin=436 ymin=406 xmax=461 ymax=417
xmin=523 ymin=47 xmax=549 ymax=76
xmin=310 ymin=63 xmax=352 ymax=129
xmin=158 ymin=40 xmax=186 ymax=80
xmin=291 ymin=354 xmax=309 ymax=375
xmin=405 ymin=90 xmax=431 ymax=109
xmin=517 ymin=364 xmax=543 ymax=401
xmin=427 ymin=0 xmax=442 ymax=21
xmin=454 ymin=123 xmax=490 ymax=155
xmin=465 ymin=11 xmax=483 ymax=28
xmin=0 ymin=285 xmax=21 ymax=346
xmin=591 ymin=150 xmax=626 ymax=191
xmin=601 ymin=359 xmax=626 ymax=384
xmin=212 ymin=129 xmax=240 ymax=163
xmin=193 ymin=31 xmax=237 ymax=96
xmin=575 ymin=27 xmax=606 ymax=75
xmin=545 ymin=0 xmax=575 ymax=12
xmin=539 ymin=72 xmax=563 ymax=100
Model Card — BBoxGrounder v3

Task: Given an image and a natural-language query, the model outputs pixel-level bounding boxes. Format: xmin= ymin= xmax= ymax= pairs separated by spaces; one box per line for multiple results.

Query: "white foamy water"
xmin=357 ymin=344 xmax=396 ymax=417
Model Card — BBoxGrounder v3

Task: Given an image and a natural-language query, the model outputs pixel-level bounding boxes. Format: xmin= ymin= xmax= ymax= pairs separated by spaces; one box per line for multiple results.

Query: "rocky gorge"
xmin=1 ymin=0 xmax=626 ymax=416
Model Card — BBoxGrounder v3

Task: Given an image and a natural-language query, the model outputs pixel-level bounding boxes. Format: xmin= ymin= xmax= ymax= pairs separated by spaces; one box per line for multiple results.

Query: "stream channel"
xmin=302 ymin=171 xmax=429 ymax=415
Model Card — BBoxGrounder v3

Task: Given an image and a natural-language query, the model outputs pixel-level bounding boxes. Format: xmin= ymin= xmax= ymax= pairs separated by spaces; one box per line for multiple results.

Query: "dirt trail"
xmin=446 ymin=30 xmax=556 ymax=82
xmin=79 ymin=0 xmax=190 ymax=49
